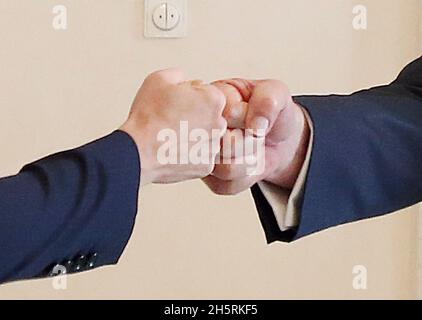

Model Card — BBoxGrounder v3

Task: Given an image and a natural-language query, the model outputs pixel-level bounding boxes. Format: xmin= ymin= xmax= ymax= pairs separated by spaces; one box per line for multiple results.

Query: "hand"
xmin=203 ymin=79 xmax=310 ymax=195
xmin=120 ymin=69 xmax=227 ymax=186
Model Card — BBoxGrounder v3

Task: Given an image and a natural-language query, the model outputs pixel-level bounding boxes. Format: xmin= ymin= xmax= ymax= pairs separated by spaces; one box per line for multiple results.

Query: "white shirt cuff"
xmin=257 ymin=110 xmax=314 ymax=232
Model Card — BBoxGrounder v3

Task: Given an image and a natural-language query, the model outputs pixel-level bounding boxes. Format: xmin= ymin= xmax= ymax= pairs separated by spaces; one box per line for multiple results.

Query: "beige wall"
xmin=0 ymin=0 xmax=421 ymax=299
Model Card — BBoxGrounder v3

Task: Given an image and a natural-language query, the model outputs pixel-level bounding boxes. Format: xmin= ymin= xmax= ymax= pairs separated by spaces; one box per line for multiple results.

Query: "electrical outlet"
xmin=166 ymin=4 xmax=180 ymax=30
xmin=145 ymin=0 xmax=187 ymax=38
xmin=152 ymin=3 xmax=167 ymax=30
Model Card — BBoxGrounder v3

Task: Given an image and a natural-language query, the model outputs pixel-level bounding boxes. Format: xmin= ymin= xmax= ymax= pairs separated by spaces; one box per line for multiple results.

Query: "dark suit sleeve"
xmin=252 ymin=56 xmax=422 ymax=243
xmin=0 ymin=130 xmax=140 ymax=283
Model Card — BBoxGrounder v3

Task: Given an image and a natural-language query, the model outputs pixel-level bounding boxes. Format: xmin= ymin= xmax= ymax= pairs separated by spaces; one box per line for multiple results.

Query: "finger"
xmin=220 ymin=129 xmax=257 ymax=159
xmin=212 ymin=81 xmax=244 ymax=105
xmin=223 ymin=102 xmax=248 ymax=129
xmin=245 ymin=80 xmax=290 ymax=138
xmin=200 ymin=84 xmax=227 ymax=115
xmin=212 ymin=163 xmax=252 ymax=181
xmin=266 ymin=100 xmax=306 ymax=145
xmin=212 ymin=154 xmax=259 ymax=180
xmin=202 ymin=175 xmax=259 ymax=196
xmin=212 ymin=81 xmax=244 ymax=125
xmin=214 ymin=79 xmax=255 ymax=102
xmin=213 ymin=80 xmax=250 ymax=128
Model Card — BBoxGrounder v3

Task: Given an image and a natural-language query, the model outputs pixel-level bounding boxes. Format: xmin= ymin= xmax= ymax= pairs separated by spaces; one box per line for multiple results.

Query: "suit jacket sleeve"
xmin=0 ymin=130 xmax=140 ymax=283
xmin=252 ymin=56 xmax=422 ymax=243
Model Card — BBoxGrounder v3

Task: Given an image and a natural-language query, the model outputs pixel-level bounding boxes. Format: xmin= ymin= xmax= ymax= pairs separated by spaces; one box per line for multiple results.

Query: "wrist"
xmin=120 ymin=119 xmax=160 ymax=186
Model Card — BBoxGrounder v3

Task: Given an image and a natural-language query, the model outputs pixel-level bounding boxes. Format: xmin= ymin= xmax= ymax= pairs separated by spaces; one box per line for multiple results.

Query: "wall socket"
xmin=144 ymin=0 xmax=188 ymax=38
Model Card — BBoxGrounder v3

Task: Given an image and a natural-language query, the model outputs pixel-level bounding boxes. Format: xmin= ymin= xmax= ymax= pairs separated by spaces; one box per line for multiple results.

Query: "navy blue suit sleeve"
xmin=0 ymin=130 xmax=140 ymax=283
xmin=252 ymin=56 xmax=422 ymax=243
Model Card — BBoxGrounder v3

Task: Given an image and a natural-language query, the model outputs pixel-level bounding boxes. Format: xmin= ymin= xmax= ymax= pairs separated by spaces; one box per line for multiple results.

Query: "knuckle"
xmin=205 ymin=86 xmax=226 ymax=107
xmin=275 ymin=80 xmax=290 ymax=94
xmin=145 ymin=71 xmax=164 ymax=83
xmin=260 ymin=96 xmax=279 ymax=111
xmin=223 ymin=106 xmax=236 ymax=124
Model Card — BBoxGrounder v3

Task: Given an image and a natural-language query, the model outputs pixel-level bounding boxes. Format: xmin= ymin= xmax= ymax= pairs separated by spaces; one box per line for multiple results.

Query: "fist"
xmin=121 ymin=69 xmax=228 ymax=185
xmin=203 ymin=79 xmax=310 ymax=195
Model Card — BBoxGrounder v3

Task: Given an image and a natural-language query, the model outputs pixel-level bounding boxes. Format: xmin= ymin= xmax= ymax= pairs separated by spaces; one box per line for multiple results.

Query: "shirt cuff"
xmin=257 ymin=109 xmax=314 ymax=232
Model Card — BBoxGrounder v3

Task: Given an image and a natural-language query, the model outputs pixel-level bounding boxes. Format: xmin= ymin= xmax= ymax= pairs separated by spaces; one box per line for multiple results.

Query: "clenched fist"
xmin=203 ymin=79 xmax=310 ymax=195
xmin=121 ymin=69 xmax=227 ymax=186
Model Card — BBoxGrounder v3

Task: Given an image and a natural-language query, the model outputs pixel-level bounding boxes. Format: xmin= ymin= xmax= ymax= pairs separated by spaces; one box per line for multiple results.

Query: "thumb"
xmin=245 ymin=80 xmax=291 ymax=138
xmin=266 ymin=100 xmax=307 ymax=145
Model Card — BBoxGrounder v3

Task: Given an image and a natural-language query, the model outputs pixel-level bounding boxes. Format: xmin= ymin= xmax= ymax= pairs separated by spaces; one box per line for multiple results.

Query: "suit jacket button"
xmin=64 ymin=260 xmax=74 ymax=273
xmin=75 ymin=255 xmax=88 ymax=271
xmin=87 ymin=253 xmax=98 ymax=269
